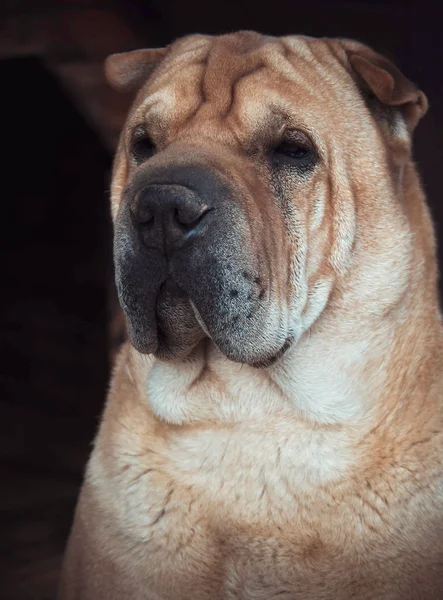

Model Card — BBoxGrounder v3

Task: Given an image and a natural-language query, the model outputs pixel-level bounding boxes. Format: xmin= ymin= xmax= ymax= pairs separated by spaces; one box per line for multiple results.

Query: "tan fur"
xmin=59 ymin=32 xmax=443 ymax=599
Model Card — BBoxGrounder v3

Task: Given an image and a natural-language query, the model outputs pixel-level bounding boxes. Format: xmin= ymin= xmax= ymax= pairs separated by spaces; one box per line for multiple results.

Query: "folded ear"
xmin=105 ymin=48 xmax=168 ymax=92
xmin=342 ymin=42 xmax=427 ymax=132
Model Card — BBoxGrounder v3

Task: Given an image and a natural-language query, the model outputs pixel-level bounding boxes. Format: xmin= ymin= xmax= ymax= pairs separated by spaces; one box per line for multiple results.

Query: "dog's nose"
xmin=131 ymin=184 xmax=212 ymax=251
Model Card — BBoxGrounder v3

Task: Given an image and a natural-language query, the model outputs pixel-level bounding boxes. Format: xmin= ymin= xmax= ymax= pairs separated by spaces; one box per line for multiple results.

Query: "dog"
xmin=58 ymin=31 xmax=443 ymax=599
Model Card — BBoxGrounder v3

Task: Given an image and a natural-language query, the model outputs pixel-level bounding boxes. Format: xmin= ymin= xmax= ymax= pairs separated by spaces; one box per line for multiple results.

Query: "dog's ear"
xmin=342 ymin=42 xmax=427 ymax=132
xmin=105 ymin=48 xmax=168 ymax=92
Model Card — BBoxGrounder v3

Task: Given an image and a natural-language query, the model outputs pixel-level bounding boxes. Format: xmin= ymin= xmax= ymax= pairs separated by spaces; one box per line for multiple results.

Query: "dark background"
xmin=0 ymin=1 xmax=442 ymax=598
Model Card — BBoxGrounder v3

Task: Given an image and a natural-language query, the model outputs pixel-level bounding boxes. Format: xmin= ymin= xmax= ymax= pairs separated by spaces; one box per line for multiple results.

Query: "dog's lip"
xmin=251 ymin=336 xmax=294 ymax=369
xmin=189 ymin=297 xmax=293 ymax=367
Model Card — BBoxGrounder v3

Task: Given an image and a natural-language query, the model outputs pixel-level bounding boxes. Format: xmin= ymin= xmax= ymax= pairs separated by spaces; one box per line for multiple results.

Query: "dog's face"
xmin=107 ymin=32 xmax=426 ymax=366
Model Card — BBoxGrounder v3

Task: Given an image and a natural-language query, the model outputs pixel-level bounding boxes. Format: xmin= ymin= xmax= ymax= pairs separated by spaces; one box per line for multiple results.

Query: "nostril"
xmin=174 ymin=206 xmax=213 ymax=232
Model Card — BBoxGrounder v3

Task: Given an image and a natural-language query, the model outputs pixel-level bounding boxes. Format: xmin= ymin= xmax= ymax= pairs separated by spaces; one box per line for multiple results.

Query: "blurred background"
xmin=0 ymin=0 xmax=441 ymax=598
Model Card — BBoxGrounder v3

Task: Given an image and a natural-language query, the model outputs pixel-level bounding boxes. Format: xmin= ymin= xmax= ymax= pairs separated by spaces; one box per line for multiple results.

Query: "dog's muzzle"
xmin=114 ymin=160 xmax=288 ymax=365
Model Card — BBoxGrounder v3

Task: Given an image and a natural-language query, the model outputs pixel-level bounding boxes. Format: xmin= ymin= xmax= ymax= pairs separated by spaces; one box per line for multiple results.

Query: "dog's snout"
xmin=131 ymin=184 xmax=212 ymax=250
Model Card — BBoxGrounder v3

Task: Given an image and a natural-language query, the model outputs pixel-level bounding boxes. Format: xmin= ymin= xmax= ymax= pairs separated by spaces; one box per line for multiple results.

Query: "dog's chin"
xmin=129 ymin=323 xmax=292 ymax=367
xmin=124 ymin=279 xmax=293 ymax=367
xmin=127 ymin=317 xmax=293 ymax=368
xmin=154 ymin=324 xmax=204 ymax=361
xmin=127 ymin=319 xmax=204 ymax=360
xmin=130 ymin=329 xmax=292 ymax=368
xmin=154 ymin=279 xmax=207 ymax=360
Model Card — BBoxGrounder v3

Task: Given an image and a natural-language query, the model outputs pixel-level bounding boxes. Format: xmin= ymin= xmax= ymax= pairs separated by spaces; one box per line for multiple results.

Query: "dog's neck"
xmin=136 ymin=164 xmax=442 ymax=431
xmin=144 ymin=310 xmax=440 ymax=431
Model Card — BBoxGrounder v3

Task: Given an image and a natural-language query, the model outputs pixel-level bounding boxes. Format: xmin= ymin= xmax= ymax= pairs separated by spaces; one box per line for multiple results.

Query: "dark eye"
xmin=132 ymin=135 xmax=155 ymax=164
xmin=275 ymin=142 xmax=310 ymax=160
xmin=272 ymin=131 xmax=317 ymax=171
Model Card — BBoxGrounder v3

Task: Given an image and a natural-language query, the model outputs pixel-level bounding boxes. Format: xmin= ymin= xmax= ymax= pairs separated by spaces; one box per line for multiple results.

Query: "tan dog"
xmin=59 ymin=32 xmax=443 ymax=599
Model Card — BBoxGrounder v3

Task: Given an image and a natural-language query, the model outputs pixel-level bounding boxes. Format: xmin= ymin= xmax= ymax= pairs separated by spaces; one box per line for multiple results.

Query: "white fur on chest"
xmin=165 ymin=419 xmax=353 ymax=511
xmin=88 ymin=408 xmax=356 ymax=599
xmin=90 ymin=402 xmax=355 ymax=547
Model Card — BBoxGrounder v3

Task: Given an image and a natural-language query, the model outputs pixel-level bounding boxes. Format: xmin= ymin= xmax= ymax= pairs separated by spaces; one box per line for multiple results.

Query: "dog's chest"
xmin=88 ymin=421 xmax=398 ymax=599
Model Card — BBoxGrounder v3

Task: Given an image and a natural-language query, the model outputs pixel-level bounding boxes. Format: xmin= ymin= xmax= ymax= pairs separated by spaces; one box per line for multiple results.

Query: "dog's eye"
xmin=275 ymin=142 xmax=310 ymax=160
xmin=132 ymin=136 xmax=155 ymax=164
xmin=272 ymin=131 xmax=317 ymax=171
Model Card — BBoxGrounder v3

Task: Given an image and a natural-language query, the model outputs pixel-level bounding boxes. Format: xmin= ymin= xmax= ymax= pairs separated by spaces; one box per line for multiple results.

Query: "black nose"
xmin=131 ymin=184 xmax=212 ymax=252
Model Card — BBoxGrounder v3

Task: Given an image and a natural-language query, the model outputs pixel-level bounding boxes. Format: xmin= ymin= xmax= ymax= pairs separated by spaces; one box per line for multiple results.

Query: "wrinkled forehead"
xmin=128 ymin=33 xmax=357 ymax=148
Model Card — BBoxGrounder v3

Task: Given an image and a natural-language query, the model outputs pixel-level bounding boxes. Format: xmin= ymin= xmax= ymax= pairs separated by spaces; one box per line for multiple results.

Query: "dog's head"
xmin=106 ymin=32 xmax=427 ymax=366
